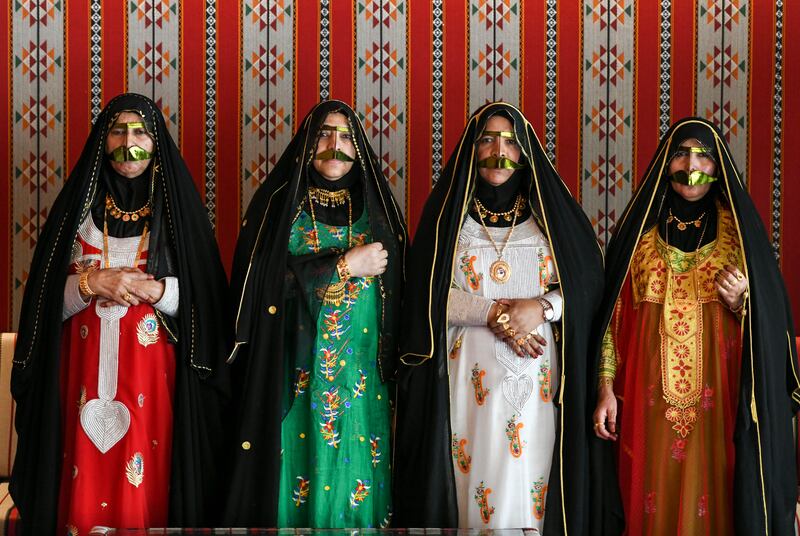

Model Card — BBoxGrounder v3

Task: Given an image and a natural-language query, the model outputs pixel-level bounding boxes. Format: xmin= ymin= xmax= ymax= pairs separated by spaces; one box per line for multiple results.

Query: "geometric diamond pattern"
xmin=361 ymin=42 xmax=404 ymax=84
xmin=473 ymin=44 xmax=517 ymax=85
xmin=359 ymin=0 xmax=404 ymax=29
xmin=16 ymin=95 xmax=61 ymax=137
xmin=131 ymin=0 xmax=177 ymax=29
xmin=131 ymin=42 xmax=176 ymax=84
xmin=16 ymin=152 xmax=60 ymax=193
xmin=472 ymin=0 xmax=516 ymax=31
xmin=15 ymin=41 xmax=61 ymax=82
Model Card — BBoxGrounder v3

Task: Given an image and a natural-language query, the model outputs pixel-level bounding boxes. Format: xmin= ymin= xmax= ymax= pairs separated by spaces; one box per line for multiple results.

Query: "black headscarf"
xmin=222 ymin=100 xmax=407 ymax=526
xmin=592 ymin=117 xmax=800 ymax=535
xmin=393 ymin=102 xmax=605 ymax=534
xmin=10 ymin=93 xmax=231 ymax=533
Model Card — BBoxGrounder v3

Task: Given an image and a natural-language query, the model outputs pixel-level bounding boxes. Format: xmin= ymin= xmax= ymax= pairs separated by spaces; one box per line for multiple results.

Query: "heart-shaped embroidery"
xmin=80 ymin=398 xmax=130 ymax=453
xmin=502 ymin=374 xmax=534 ymax=413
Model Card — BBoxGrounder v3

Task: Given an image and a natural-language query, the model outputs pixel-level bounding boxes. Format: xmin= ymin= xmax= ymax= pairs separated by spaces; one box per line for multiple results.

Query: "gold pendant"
xmin=489 ymin=259 xmax=511 ymax=284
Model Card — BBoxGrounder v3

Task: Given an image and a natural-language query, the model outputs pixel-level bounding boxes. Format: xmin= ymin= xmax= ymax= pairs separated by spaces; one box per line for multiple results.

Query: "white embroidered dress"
xmin=447 ymin=214 xmax=562 ymax=530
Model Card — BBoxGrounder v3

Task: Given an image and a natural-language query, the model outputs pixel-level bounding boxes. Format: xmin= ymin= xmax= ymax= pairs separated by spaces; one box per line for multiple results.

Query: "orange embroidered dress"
xmin=57 ymin=216 xmax=177 ymax=535
xmin=603 ymin=205 xmax=743 ymax=535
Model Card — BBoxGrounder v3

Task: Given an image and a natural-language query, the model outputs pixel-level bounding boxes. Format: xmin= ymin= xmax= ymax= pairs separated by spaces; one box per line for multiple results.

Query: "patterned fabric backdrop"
xmin=3 ymin=1 xmax=800 ymax=332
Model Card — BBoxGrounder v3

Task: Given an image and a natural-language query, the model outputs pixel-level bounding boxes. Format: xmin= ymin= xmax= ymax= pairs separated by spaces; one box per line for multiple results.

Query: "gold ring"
xmin=496 ymin=313 xmax=510 ymax=325
xmin=505 ymin=328 xmax=516 ymax=338
xmin=516 ymin=337 xmax=526 ymax=346
xmin=123 ymin=292 xmax=132 ymax=301
xmin=594 ymin=423 xmax=603 ymax=428
xmin=736 ymin=273 xmax=744 ymax=281
xmin=501 ymin=322 xmax=511 ymax=332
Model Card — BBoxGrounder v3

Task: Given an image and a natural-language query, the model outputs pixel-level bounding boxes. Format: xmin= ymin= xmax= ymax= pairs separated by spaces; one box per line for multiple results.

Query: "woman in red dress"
xmin=11 ymin=94 xmax=230 ymax=535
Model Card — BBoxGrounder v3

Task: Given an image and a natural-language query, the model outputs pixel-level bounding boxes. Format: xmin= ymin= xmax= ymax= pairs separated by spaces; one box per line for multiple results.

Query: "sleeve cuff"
xmin=153 ymin=276 xmax=179 ymax=317
xmin=63 ymin=274 xmax=90 ymax=321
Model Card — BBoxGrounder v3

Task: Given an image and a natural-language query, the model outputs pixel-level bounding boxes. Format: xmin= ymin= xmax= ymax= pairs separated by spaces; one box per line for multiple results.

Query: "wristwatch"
xmin=538 ymin=297 xmax=554 ymax=322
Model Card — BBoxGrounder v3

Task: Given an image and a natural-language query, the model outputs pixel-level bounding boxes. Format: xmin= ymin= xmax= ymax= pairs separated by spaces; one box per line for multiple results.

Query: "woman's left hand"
xmin=489 ymin=298 xmax=548 ymax=358
xmin=715 ymin=264 xmax=747 ymax=311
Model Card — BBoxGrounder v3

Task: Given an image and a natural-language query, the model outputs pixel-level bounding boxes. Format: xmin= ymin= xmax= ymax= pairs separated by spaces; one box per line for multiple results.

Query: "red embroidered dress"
xmin=57 ymin=216 xmax=177 ymax=535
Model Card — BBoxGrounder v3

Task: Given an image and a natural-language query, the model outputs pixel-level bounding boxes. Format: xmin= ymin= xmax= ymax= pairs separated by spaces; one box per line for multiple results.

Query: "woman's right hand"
xmin=593 ymin=384 xmax=619 ymax=441
xmin=84 ymin=267 xmax=154 ymax=307
xmin=344 ymin=242 xmax=388 ymax=278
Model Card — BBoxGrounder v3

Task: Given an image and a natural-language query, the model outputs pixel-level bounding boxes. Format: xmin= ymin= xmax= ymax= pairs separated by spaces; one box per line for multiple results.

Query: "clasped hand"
xmin=85 ymin=267 xmax=165 ymax=307
xmin=344 ymin=242 xmax=388 ymax=278
xmin=487 ymin=298 xmax=547 ymax=358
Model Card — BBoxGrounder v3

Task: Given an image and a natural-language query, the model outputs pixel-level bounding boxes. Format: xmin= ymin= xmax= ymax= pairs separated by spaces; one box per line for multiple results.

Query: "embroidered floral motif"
xmin=136 ymin=314 xmax=160 ymax=347
xmin=474 ymin=482 xmax=495 ymax=524
xmin=530 ymin=476 xmax=547 ymax=520
xmin=645 ymin=491 xmax=657 ymax=514
xmin=322 ymin=308 xmax=350 ymax=340
xmin=319 ymin=346 xmax=344 ymax=382
xmin=538 ymin=361 xmax=551 ymax=402
xmin=125 ymin=452 xmax=144 ymax=488
xmin=67 ymin=524 xmax=78 ymax=536
xmin=72 ymin=465 xmax=78 ymax=479
xmin=77 ymin=386 xmax=87 ymax=409
xmin=697 ymin=494 xmax=708 ymax=517
xmin=506 ymin=415 xmax=524 ymax=457
xmin=370 ymin=435 xmax=382 ymax=467
xmin=80 ymin=325 xmax=89 ymax=339
xmin=537 ymin=250 xmax=556 ymax=287
xmin=449 ymin=336 xmax=463 ymax=360
xmin=459 ymin=252 xmax=483 ymax=291
xmin=701 ymin=384 xmax=714 ymax=411
xmin=292 ymin=476 xmax=310 ymax=507
xmin=670 ymin=438 xmax=687 ymax=462
xmin=352 ymin=369 xmax=367 ymax=398
xmin=471 ymin=364 xmax=489 ymax=405
xmin=665 ymin=406 xmax=697 ymax=438
xmin=319 ymin=387 xmax=343 ymax=448
xmin=295 ymin=368 xmax=310 ymax=398
xmin=349 ymin=479 xmax=371 ymax=508
xmin=451 ymin=434 xmax=471 ymax=474
xmin=137 ymin=393 xmax=145 ymax=408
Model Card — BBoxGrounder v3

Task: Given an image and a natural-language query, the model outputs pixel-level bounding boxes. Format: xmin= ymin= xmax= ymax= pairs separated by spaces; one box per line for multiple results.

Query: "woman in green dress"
xmin=223 ymin=101 xmax=406 ymax=528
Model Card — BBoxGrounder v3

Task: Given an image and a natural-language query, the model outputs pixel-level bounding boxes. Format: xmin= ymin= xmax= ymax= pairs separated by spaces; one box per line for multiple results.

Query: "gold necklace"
xmin=103 ymin=204 xmax=149 ymax=270
xmin=474 ymin=194 xmax=525 ymax=284
xmin=307 ymin=186 xmax=350 ymax=207
xmin=667 ymin=208 xmax=706 ymax=231
xmin=105 ymin=194 xmax=151 ymax=222
xmin=473 ymin=196 xmax=526 ymax=223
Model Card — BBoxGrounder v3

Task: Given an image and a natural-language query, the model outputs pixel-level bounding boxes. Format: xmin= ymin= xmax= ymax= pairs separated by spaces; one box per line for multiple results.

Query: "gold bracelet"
xmin=79 ymin=271 xmax=96 ymax=297
xmin=730 ymin=290 xmax=748 ymax=315
xmin=336 ymin=256 xmax=351 ymax=281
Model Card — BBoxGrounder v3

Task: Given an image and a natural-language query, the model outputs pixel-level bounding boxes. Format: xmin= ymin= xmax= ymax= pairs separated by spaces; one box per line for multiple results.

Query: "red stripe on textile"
xmin=101 ymin=0 xmax=126 ymax=101
xmin=555 ymin=0 xmax=581 ymax=198
xmin=671 ymin=1 xmax=696 ymax=121
xmin=295 ymin=0 xmax=320 ymax=127
xmin=747 ymin=2 xmax=775 ymax=218
xmin=180 ymin=0 xmax=206 ymax=197
xmin=65 ymin=2 xmax=90 ymax=172
xmin=634 ymin=0 xmax=659 ymax=187
xmin=407 ymin=0 xmax=432 ymax=234
xmin=783 ymin=0 xmax=800 ymax=328
xmin=442 ymin=1 xmax=467 ymax=166
xmin=216 ymin=0 xmax=242 ymax=273
xmin=520 ymin=0 xmax=545 ymax=135
xmin=0 ymin=0 xmax=9 ymax=330
xmin=330 ymin=0 xmax=354 ymax=104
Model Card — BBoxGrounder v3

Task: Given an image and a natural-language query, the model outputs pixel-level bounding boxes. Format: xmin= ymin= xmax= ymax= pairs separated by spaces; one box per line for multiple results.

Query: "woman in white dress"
xmin=395 ymin=102 xmax=605 ymax=534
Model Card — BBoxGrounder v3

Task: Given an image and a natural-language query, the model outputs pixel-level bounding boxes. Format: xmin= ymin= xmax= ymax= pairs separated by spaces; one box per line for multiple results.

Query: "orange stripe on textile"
xmin=294 ymin=0 xmax=321 ymax=129
xmin=65 ymin=1 xmax=90 ymax=172
xmin=442 ymin=1 xmax=467 ymax=164
xmin=407 ymin=1 xmax=432 ymax=234
xmin=217 ymin=0 xmax=242 ymax=273
xmin=180 ymin=0 xmax=207 ymax=198
xmin=330 ymin=0 xmax=354 ymax=104
xmin=520 ymin=0 xmax=545 ymax=136
xmin=670 ymin=0 xmax=696 ymax=121
xmin=634 ymin=0 xmax=660 ymax=188
xmin=747 ymin=2 xmax=775 ymax=214
xmin=555 ymin=0 xmax=581 ymax=198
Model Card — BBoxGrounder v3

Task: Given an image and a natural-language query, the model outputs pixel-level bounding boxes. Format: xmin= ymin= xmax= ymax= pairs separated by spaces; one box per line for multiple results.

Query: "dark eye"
xmin=110 ymin=128 xmax=126 ymax=136
xmin=672 ymin=150 xmax=689 ymax=158
xmin=506 ymin=138 xmax=518 ymax=147
xmin=341 ymin=133 xmax=353 ymax=141
xmin=133 ymin=128 xmax=148 ymax=136
xmin=479 ymin=136 xmax=494 ymax=144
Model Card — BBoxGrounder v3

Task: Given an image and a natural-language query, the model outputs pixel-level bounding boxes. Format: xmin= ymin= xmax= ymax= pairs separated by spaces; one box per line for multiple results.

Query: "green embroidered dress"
xmin=277 ymin=208 xmax=392 ymax=528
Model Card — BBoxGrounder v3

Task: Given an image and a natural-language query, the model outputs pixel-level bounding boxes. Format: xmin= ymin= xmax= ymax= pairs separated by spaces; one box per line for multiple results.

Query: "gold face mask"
xmin=670 ymin=170 xmax=718 ymax=186
xmin=107 ymin=122 xmax=154 ymax=162
xmin=476 ymin=131 xmax=524 ymax=169
xmin=314 ymin=124 xmax=355 ymax=162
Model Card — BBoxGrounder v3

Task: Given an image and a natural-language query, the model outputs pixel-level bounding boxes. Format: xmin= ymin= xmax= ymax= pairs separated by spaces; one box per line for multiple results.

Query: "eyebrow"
xmin=480 ymin=130 xmax=516 ymax=139
xmin=319 ymin=124 xmax=351 ymax=133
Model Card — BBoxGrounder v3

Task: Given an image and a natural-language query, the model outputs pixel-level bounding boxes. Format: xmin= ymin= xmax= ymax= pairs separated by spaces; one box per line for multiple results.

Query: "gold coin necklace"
xmin=474 ymin=193 xmax=524 ymax=284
